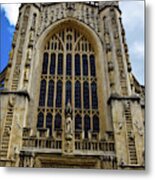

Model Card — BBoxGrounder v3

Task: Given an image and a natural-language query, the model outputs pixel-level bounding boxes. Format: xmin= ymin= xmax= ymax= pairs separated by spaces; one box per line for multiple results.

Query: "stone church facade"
xmin=0 ymin=2 xmax=145 ymax=169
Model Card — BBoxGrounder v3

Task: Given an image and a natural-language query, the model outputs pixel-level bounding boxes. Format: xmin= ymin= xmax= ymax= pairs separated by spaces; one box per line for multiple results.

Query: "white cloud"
xmin=131 ymin=41 xmax=144 ymax=58
xmin=1 ymin=4 xmax=21 ymax=26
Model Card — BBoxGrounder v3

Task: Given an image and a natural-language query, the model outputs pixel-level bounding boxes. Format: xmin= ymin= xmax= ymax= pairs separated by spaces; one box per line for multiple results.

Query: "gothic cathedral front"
xmin=0 ymin=2 xmax=145 ymax=169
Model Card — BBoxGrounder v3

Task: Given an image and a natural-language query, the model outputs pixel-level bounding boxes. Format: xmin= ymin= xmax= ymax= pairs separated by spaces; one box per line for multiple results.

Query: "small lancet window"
xmin=54 ymin=113 xmax=62 ymax=130
xmin=75 ymin=114 xmax=82 ymax=130
xmin=46 ymin=113 xmax=52 ymax=136
xmin=39 ymin=80 xmax=46 ymax=106
xmin=93 ymin=115 xmax=99 ymax=132
xmin=37 ymin=112 xmax=44 ymax=128
xmin=75 ymin=54 xmax=81 ymax=76
xmin=42 ymin=53 xmax=48 ymax=74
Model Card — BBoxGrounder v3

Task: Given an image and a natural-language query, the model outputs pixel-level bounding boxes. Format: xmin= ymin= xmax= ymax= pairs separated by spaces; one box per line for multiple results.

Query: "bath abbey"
xmin=0 ymin=2 xmax=145 ymax=169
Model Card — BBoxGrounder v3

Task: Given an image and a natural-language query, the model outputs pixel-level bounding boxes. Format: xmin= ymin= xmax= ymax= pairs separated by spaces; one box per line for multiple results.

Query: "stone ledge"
xmin=107 ymin=93 xmax=140 ymax=104
xmin=0 ymin=90 xmax=30 ymax=101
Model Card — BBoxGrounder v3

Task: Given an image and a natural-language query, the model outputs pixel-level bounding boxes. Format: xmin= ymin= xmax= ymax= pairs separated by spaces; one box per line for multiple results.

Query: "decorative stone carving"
xmin=108 ymin=61 xmax=114 ymax=72
xmin=24 ymin=68 xmax=29 ymax=81
xmin=9 ymin=95 xmax=16 ymax=106
xmin=26 ymin=48 xmax=32 ymax=63
xmin=64 ymin=100 xmax=73 ymax=153
xmin=134 ymin=121 xmax=144 ymax=136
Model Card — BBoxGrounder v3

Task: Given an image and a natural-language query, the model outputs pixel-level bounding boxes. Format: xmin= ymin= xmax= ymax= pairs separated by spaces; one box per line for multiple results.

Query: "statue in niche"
xmin=65 ymin=100 xmax=73 ymax=140
xmin=29 ymin=31 xmax=34 ymax=42
xmin=24 ymin=68 xmax=29 ymax=81
xmin=26 ymin=48 xmax=32 ymax=63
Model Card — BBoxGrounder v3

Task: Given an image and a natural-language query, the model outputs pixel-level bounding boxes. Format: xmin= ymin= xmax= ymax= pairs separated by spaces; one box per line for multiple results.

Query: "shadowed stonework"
xmin=0 ymin=2 xmax=145 ymax=169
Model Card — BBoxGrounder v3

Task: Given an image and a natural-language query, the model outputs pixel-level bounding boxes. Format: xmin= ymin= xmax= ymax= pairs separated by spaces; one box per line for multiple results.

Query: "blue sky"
xmin=0 ymin=1 xmax=144 ymax=85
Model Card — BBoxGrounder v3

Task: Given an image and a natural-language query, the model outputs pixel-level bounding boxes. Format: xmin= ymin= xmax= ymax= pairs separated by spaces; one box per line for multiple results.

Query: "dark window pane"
xmin=56 ymin=80 xmax=62 ymax=107
xmin=58 ymin=53 xmax=63 ymax=75
xmin=75 ymin=81 xmax=81 ymax=108
xmin=75 ymin=114 xmax=82 ymax=130
xmin=42 ymin=53 xmax=48 ymax=74
xmin=75 ymin=54 xmax=80 ymax=76
xmin=55 ymin=113 xmax=62 ymax=130
xmin=37 ymin=112 xmax=44 ymax=128
xmin=91 ymin=82 xmax=98 ymax=109
xmin=93 ymin=115 xmax=99 ymax=132
xmin=83 ymin=81 xmax=90 ymax=109
xmin=47 ymin=80 xmax=54 ymax=107
xmin=84 ymin=115 xmax=90 ymax=138
xmin=82 ymin=54 xmax=88 ymax=76
xmin=46 ymin=113 xmax=52 ymax=136
xmin=90 ymin=55 xmax=96 ymax=76
xmin=39 ymin=80 xmax=46 ymax=106
xmin=66 ymin=54 xmax=72 ymax=76
xmin=66 ymin=81 xmax=72 ymax=105
xmin=50 ymin=53 xmax=55 ymax=75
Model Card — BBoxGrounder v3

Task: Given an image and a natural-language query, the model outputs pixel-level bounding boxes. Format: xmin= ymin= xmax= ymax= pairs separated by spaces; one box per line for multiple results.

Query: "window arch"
xmin=39 ymin=80 xmax=46 ymax=106
xmin=91 ymin=82 xmax=98 ymax=109
xmin=50 ymin=53 xmax=56 ymax=75
xmin=93 ymin=115 xmax=99 ymax=132
xmin=75 ymin=81 xmax=81 ymax=108
xmin=75 ymin=114 xmax=82 ymax=130
xmin=90 ymin=55 xmax=96 ymax=76
xmin=82 ymin=54 xmax=88 ymax=76
xmin=47 ymin=80 xmax=54 ymax=107
xmin=66 ymin=54 xmax=72 ymax=76
xmin=46 ymin=113 xmax=52 ymax=136
xmin=37 ymin=112 xmax=44 ymax=128
xmin=84 ymin=115 xmax=91 ymax=139
xmin=83 ymin=81 xmax=90 ymax=109
xmin=42 ymin=53 xmax=48 ymax=74
xmin=54 ymin=113 xmax=62 ymax=130
xmin=56 ymin=80 xmax=62 ymax=107
xmin=58 ymin=53 xmax=63 ymax=75
xmin=75 ymin=54 xmax=80 ymax=76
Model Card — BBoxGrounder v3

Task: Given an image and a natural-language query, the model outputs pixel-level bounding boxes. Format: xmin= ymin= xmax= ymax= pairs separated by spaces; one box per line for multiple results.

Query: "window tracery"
xmin=38 ymin=26 xmax=99 ymax=139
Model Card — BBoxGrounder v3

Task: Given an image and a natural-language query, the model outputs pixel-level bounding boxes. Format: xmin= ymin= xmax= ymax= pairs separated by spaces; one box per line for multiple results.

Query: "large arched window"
xmin=56 ymin=80 xmax=62 ymax=107
xmin=84 ymin=115 xmax=91 ymax=139
xmin=82 ymin=54 xmax=88 ymax=76
xmin=37 ymin=112 xmax=44 ymax=128
xmin=54 ymin=113 xmax=62 ymax=130
xmin=66 ymin=54 xmax=72 ymax=76
xmin=46 ymin=113 xmax=52 ymax=136
xmin=75 ymin=54 xmax=80 ymax=76
xmin=90 ymin=55 xmax=96 ymax=76
xmin=50 ymin=53 xmax=56 ymax=75
xmin=75 ymin=114 xmax=82 ymax=130
xmin=39 ymin=80 xmax=46 ymax=106
xmin=75 ymin=81 xmax=81 ymax=108
xmin=42 ymin=53 xmax=48 ymax=74
xmin=47 ymin=80 xmax=54 ymax=107
xmin=83 ymin=81 xmax=90 ymax=109
xmin=93 ymin=115 xmax=99 ymax=132
xmin=38 ymin=27 xmax=100 ymax=139
xmin=91 ymin=82 xmax=98 ymax=109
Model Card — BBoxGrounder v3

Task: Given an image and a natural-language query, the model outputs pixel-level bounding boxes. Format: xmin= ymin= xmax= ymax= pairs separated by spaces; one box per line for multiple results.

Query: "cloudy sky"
xmin=0 ymin=1 xmax=144 ymax=85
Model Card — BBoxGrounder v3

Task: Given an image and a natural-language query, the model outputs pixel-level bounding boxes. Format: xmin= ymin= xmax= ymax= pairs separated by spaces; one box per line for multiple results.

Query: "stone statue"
xmin=65 ymin=100 xmax=73 ymax=140
xmin=24 ymin=68 xmax=29 ymax=81
xmin=29 ymin=31 xmax=34 ymax=42
xmin=27 ymin=48 xmax=32 ymax=61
